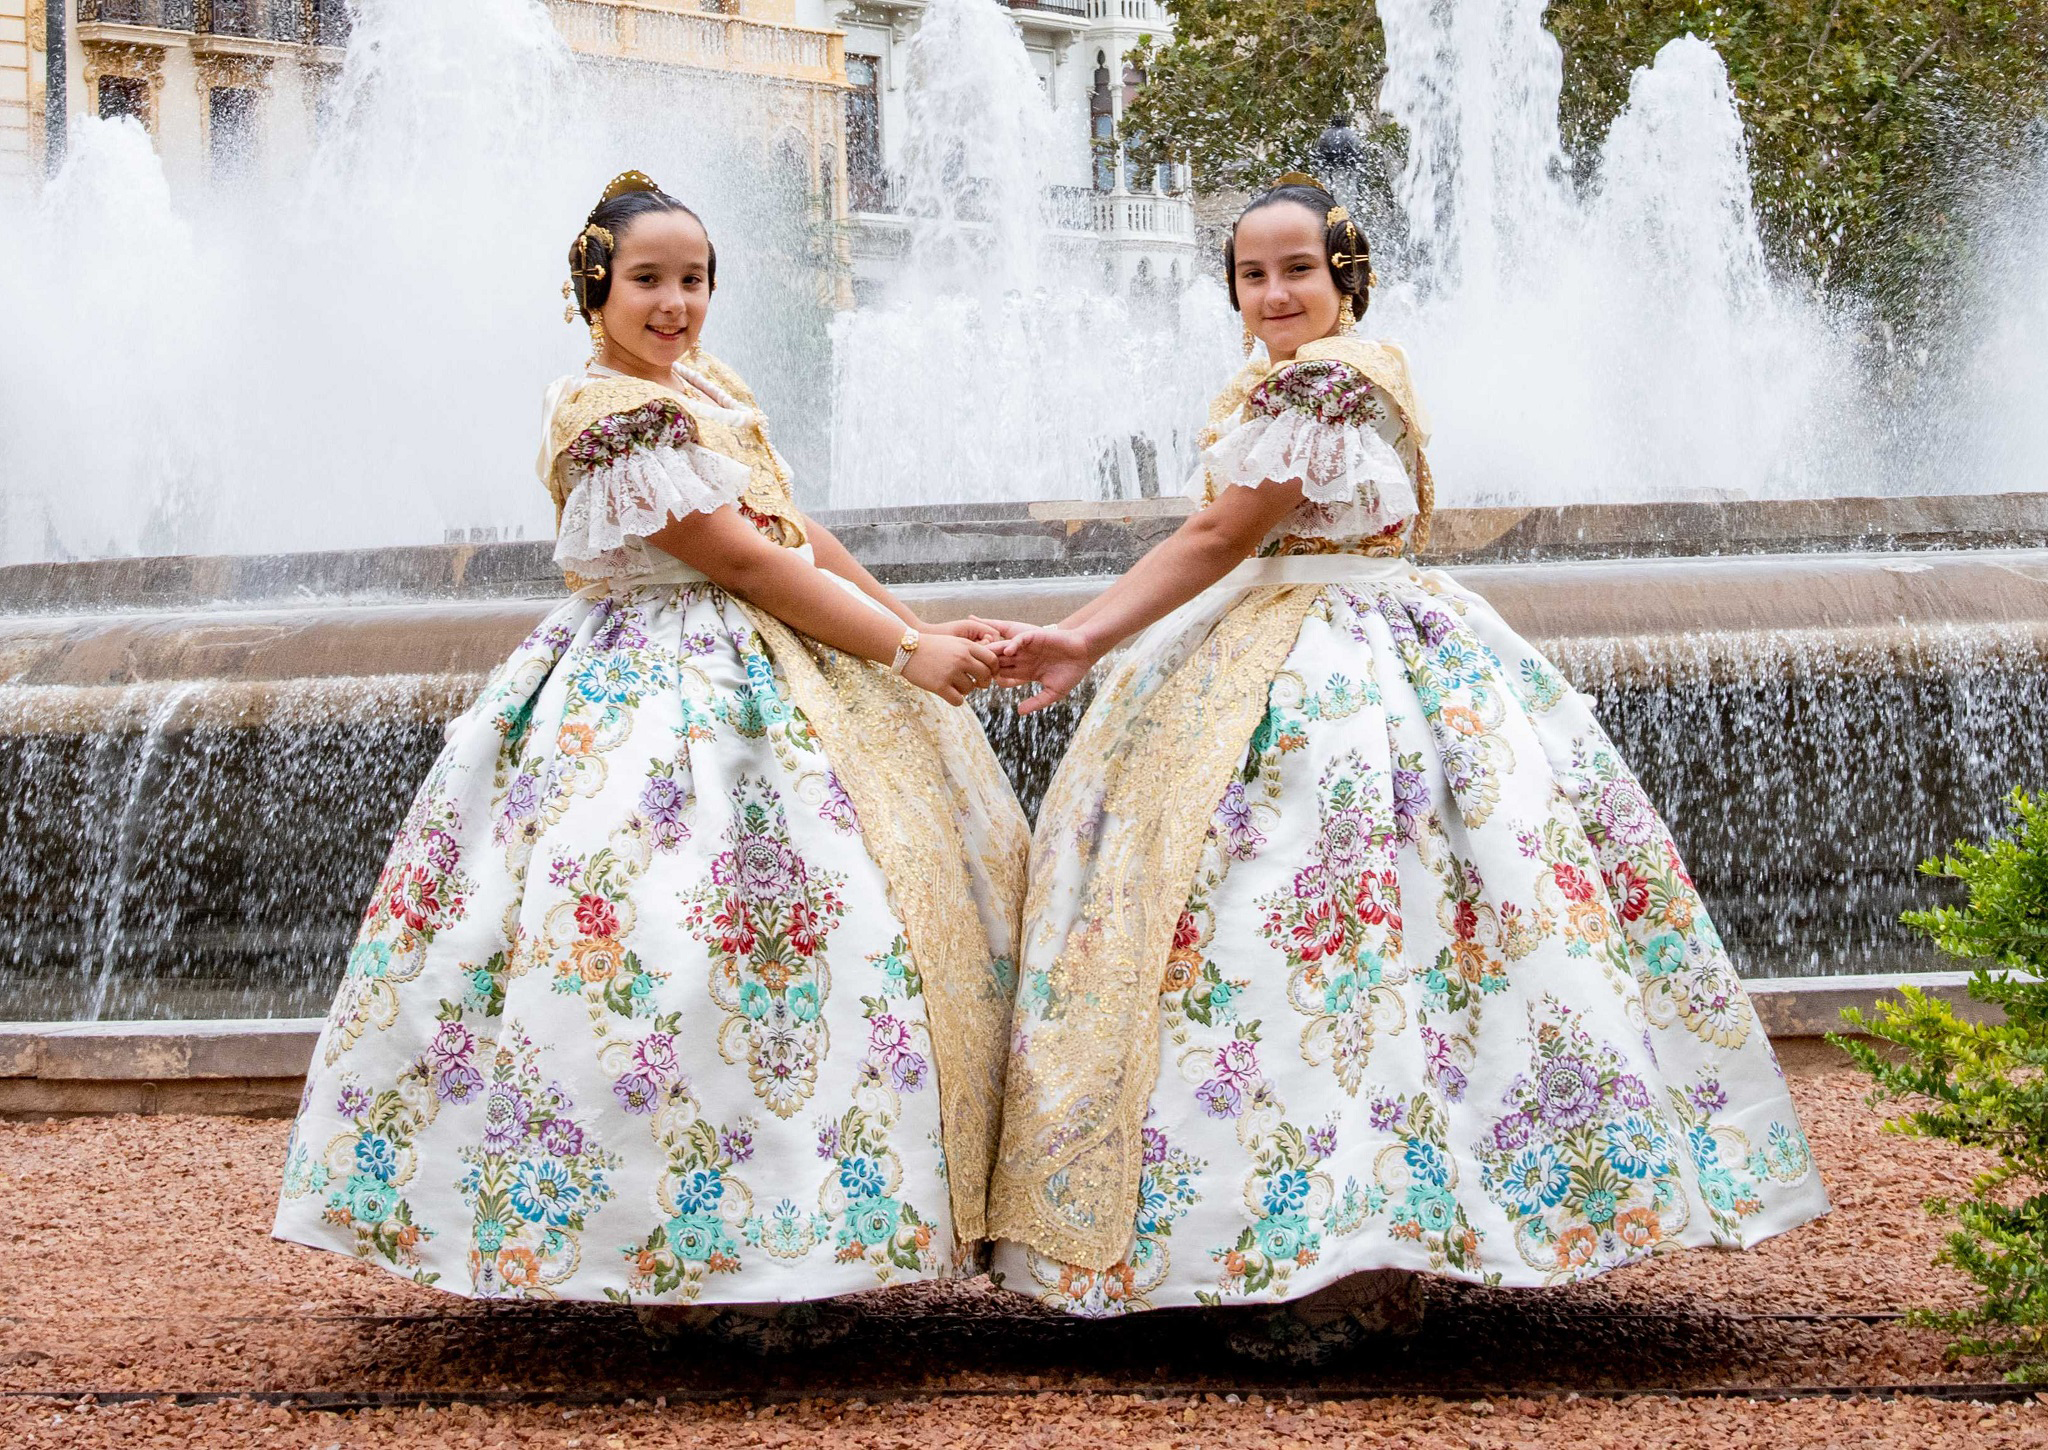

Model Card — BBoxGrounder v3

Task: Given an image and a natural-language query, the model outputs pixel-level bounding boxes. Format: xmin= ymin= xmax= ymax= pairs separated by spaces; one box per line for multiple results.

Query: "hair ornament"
xmin=593 ymin=169 xmax=662 ymax=215
xmin=1270 ymin=170 xmax=1328 ymax=192
xmin=1326 ymin=204 xmax=1351 ymax=225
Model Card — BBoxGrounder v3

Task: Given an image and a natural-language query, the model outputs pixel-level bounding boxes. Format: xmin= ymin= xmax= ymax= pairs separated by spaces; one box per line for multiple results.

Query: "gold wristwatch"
xmin=890 ymin=627 xmax=921 ymax=675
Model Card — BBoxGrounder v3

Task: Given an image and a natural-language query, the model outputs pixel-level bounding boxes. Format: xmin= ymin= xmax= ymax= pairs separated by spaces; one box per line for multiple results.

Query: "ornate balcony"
xmin=547 ymin=0 xmax=847 ymax=88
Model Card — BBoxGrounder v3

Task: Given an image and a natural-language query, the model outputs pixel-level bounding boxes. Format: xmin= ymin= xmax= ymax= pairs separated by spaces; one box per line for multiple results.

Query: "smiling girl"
xmin=984 ymin=176 xmax=1827 ymax=1355
xmin=275 ymin=173 xmax=1027 ymax=1327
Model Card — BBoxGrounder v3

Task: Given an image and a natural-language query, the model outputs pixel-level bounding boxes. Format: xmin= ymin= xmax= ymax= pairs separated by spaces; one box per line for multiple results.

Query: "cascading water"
xmin=1367 ymin=5 xmax=1871 ymax=504
xmin=0 ymin=0 xmax=829 ymax=567
xmin=824 ymin=0 xmax=1237 ymax=510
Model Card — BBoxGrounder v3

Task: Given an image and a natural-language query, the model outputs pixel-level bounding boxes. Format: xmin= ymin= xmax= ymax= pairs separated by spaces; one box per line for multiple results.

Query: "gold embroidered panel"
xmin=986 ymin=584 xmax=1323 ymax=1269
xmin=740 ymin=606 xmax=1029 ymax=1243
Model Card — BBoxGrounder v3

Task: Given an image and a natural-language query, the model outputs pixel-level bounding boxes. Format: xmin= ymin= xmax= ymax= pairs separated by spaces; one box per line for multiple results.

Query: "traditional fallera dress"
xmin=988 ymin=335 xmax=1829 ymax=1318
xmin=276 ymin=353 xmax=1028 ymax=1305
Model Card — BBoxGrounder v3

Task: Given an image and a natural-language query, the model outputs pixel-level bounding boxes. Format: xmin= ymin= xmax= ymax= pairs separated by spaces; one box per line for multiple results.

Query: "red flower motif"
xmin=1172 ymin=910 xmax=1200 ymax=952
xmin=1290 ymin=900 xmax=1346 ymax=962
xmin=1606 ymin=862 xmax=1651 ymax=923
xmin=1552 ymin=863 xmax=1596 ymax=903
xmin=388 ymin=865 xmax=443 ymax=933
xmin=1354 ymin=869 xmax=1401 ymax=927
xmin=574 ymin=893 xmax=619 ymax=938
xmin=787 ymin=898 xmax=824 ymax=958
xmin=1452 ymin=898 xmax=1480 ymax=942
xmin=712 ymin=899 xmax=756 ymax=958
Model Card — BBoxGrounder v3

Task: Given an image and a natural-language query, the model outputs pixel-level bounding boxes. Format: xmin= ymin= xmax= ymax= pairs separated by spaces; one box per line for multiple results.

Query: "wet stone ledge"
xmin=3 ymin=490 xmax=2046 ymax=611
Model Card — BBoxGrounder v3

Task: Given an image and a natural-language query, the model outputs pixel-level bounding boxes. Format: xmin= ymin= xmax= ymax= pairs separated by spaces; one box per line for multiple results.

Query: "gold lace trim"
xmin=542 ymin=356 xmax=808 ymax=564
xmin=986 ymin=584 xmax=1324 ymax=1269
xmin=739 ymin=606 xmax=1028 ymax=1243
xmin=1197 ymin=334 xmax=1434 ymax=556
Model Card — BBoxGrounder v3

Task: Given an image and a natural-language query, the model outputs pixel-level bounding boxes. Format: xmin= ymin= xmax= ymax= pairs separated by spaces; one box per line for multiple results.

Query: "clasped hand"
xmin=955 ymin=617 xmax=1094 ymax=716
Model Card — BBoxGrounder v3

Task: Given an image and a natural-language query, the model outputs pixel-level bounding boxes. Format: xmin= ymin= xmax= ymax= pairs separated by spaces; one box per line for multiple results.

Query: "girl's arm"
xmin=995 ymin=480 xmax=1306 ymax=713
xmin=647 ymin=507 xmax=998 ymax=706
xmin=802 ymin=514 xmax=920 ymax=629
xmin=805 ymin=514 xmax=1000 ymax=642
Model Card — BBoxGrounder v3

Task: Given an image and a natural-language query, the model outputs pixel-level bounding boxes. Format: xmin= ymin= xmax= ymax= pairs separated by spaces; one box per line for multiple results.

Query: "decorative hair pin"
xmin=594 ymin=169 xmax=662 ymax=215
xmin=1270 ymin=169 xmax=1328 ymax=192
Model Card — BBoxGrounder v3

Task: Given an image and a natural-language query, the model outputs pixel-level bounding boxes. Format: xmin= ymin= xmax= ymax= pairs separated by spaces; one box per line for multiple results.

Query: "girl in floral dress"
xmin=986 ymin=176 xmax=1827 ymax=1354
xmin=275 ymin=173 xmax=1028 ymax=1322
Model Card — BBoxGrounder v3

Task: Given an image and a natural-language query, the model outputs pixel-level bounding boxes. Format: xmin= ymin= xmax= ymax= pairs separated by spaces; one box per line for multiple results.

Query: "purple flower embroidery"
xmin=502 ymin=773 xmax=539 ymax=821
xmin=721 ymin=1125 xmax=755 ymax=1163
xmin=891 ymin=1052 xmax=930 ymax=1092
xmin=868 ymin=1014 xmax=914 ymax=1063
xmin=1688 ymin=1078 xmax=1729 ymax=1114
xmin=819 ymin=774 xmax=860 ymax=833
xmin=612 ymin=1072 xmax=661 ymax=1116
xmin=1141 ymin=1126 xmax=1169 ymax=1165
xmin=1492 ymin=1111 xmax=1535 ymax=1152
xmin=722 ymin=832 xmax=803 ymax=901
xmin=1292 ymin=862 xmax=1331 ymax=904
xmin=1213 ymin=1038 xmax=1261 ymax=1088
xmin=1368 ymin=1096 xmax=1405 ymax=1132
xmin=1614 ymin=1073 xmax=1653 ymax=1111
xmin=816 ymin=1123 xmax=841 ymax=1160
xmin=1595 ymin=777 xmax=1659 ymax=848
xmin=639 ymin=776 xmax=690 ymax=851
xmin=1307 ymin=1121 xmax=1339 ymax=1158
xmin=1196 ymin=1078 xmax=1243 ymax=1119
xmin=336 ymin=1085 xmax=371 ymax=1119
xmin=1214 ymin=782 xmax=1266 ymax=861
xmin=429 ymin=1021 xmax=475 ymax=1066
xmin=482 ymin=1088 xmax=531 ymax=1153
xmin=633 ymin=1033 xmax=679 ymax=1081
xmin=1438 ymin=1064 xmax=1469 ymax=1103
xmin=548 ymin=854 xmax=581 ymax=889
xmin=1536 ymin=1056 xmax=1603 ymax=1131
xmin=419 ymin=828 xmax=460 ymax=874
xmin=436 ymin=1062 xmax=484 ymax=1105
xmin=539 ymin=1117 xmax=584 ymax=1158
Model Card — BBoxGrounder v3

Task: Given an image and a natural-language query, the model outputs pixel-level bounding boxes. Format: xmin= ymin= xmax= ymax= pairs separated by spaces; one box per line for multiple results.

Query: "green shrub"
xmin=1832 ymin=787 xmax=2048 ymax=1380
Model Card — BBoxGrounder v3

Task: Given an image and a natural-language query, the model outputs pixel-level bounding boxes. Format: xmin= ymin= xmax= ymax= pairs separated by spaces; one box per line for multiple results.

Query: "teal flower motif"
xmin=1644 ymin=933 xmax=1687 ymax=978
xmin=474 ymin=1217 xmax=508 ymax=1253
xmin=343 ymin=1173 xmax=396 ymax=1226
xmin=511 ymin=1158 xmax=580 ymax=1227
xmin=1323 ymin=972 xmax=1359 ymax=1015
xmin=839 ymin=1155 xmax=887 ymax=1200
xmin=668 ymin=1212 xmax=735 ymax=1263
xmin=674 ymin=1168 xmax=725 ymax=1213
xmin=1405 ymin=1139 xmax=1451 ymax=1188
xmin=349 ymin=940 xmax=392 ymax=980
xmin=1403 ymin=1182 xmax=1456 ymax=1234
xmin=1498 ymin=1145 xmax=1571 ymax=1216
xmin=1602 ymin=1115 xmax=1670 ymax=1180
xmin=848 ymin=1196 xmax=901 ymax=1247
xmin=1582 ymin=1188 xmax=1618 ymax=1225
xmin=1254 ymin=1212 xmax=1309 ymax=1261
xmin=354 ymin=1132 xmax=398 ymax=1183
xmin=1262 ymin=1168 xmax=1314 ymax=1214
xmin=1697 ymin=1165 xmax=1738 ymax=1213
xmin=738 ymin=981 xmax=771 ymax=1020
xmin=787 ymin=981 xmax=821 ymax=1023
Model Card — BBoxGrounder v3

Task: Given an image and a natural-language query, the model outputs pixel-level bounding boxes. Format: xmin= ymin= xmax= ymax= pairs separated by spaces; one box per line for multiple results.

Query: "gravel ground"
xmin=5 ymin=1059 xmax=2040 ymax=1447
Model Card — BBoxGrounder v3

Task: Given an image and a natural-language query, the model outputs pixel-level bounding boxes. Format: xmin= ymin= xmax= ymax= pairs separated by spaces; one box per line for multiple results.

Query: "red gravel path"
xmin=5 ymin=1057 xmax=2042 ymax=1447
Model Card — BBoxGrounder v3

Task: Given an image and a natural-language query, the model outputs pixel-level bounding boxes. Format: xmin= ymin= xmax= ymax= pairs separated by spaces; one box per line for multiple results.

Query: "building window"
xmin=314 ymin=0 xmax=353 ymax=46
xmin=98 ymin=76 xmax=149 ymax=125
xmin=846 ymin=54 xmax=885 ymax=212
xmin=209 ymin=87 xmax=258 ymax=182
xmin=1090 ymin=53 xmax=1114 ymax=192
xmin=209 ymin=0 xmax=257 ymax=37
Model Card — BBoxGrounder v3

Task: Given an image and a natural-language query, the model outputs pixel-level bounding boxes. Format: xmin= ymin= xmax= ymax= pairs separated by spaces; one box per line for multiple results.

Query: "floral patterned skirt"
xmin=276 ymin=580 xmax=1010 ymax=1302
xmin=993 ymin=570 xmax=1829 ymax=1313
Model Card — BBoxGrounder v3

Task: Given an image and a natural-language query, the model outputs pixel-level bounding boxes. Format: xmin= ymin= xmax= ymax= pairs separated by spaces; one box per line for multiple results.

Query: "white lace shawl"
xmin=1199 ymin=367 xmax=1420 ymax=545
xmin=553 ymin=438 xmax=753 ymax=577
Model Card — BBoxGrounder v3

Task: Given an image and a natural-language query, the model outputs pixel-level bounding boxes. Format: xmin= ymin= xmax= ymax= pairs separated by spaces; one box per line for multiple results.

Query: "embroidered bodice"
xmin=1195 ymin=333 xmax=1436 ymax=558
xmin=537 ymin=352 xmax=808 ymax=583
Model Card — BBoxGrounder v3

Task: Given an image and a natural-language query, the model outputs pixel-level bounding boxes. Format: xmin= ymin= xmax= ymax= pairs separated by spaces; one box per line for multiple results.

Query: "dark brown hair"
xmin=568 ymin=190 xmax=716 ymax=321
xmin=1223 ymin=181 xmax=1371 ymax=318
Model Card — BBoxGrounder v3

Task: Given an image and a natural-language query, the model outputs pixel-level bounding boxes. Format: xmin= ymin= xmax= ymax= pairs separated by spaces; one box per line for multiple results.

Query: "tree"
xmin=1121 ymin=1 xmax=2048 ymax=324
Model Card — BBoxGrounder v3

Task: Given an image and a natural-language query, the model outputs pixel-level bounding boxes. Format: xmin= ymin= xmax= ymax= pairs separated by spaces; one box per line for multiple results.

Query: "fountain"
xmin=0 ymin=0 xmax=2045 ymax=1026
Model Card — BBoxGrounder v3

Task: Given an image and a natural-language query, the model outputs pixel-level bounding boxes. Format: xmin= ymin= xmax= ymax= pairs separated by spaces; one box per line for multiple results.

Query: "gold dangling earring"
xmin=1337 ymin=296 xmax=1356 ymax=332
xmin=1241 ymin=318 xmax=1256 ymax=356
xmin=587 ymin=315 xmax=608 ymax=365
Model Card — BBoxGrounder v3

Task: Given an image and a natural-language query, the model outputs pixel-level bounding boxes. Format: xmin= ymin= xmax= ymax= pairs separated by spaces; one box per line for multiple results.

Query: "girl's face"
xmin=597 ymin=209 xmax=713 ymax=379
xmin=1232 ymin=202 xmax=1342 ymax=362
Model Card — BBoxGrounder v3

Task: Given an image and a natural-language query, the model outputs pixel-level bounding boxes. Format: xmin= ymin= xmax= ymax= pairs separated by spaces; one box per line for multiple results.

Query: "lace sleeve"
xmin=552 ymin=399 xmax=754 ymax=570
xmin=1203 ymin=359 xmax=1418 ymax=530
